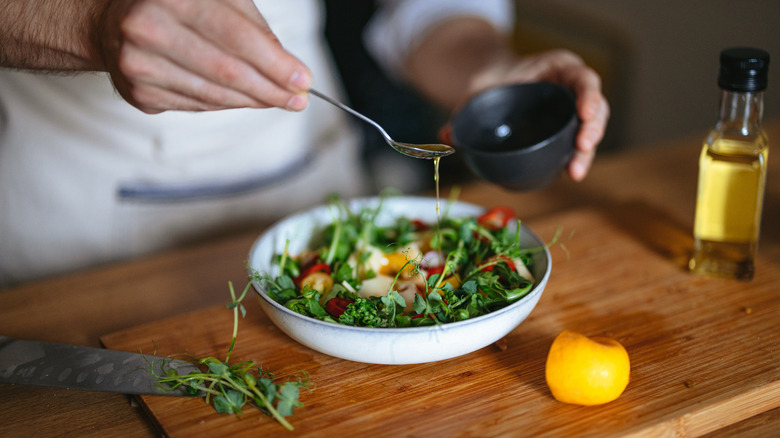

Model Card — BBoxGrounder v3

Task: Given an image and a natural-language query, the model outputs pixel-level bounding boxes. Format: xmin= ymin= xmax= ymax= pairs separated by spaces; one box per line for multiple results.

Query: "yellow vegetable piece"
xmin=301 ymin=272 xmax=334 ymax=295
xmin=379 ymin=252 xmax=417 ymax=277
xmin=545 ymin=330 xmax=630 ymax=406
xmin=439 ymin=273 xmax=461 ymax=293
xmin=430 ymin=273 xmax=461 ymax=297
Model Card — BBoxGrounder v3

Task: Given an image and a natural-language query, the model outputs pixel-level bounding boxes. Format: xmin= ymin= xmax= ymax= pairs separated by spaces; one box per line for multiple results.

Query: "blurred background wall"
xmin=322 ymin=0 xmax=780 ymax=191
xmin=512 ymin=0 xmax=780 ymax=152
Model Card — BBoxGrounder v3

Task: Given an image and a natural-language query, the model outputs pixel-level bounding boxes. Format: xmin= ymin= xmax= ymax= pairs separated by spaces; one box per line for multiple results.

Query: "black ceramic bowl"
xmin=451 ymin=82 xmax=579 ymax=191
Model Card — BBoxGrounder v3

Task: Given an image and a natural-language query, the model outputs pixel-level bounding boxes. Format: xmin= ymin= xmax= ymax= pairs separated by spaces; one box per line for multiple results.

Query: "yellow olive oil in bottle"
xmin=690 ymin=47 xmax=770 ymax=280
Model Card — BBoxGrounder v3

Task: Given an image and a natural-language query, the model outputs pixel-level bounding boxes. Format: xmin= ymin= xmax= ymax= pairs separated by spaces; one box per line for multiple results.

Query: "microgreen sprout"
xmin=152 ymin=280 xmax=312 ymax=431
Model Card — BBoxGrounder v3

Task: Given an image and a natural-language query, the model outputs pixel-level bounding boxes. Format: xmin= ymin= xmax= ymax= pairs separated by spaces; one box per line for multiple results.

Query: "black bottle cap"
xmin=718 ymin=47 xmax=770 ymax=92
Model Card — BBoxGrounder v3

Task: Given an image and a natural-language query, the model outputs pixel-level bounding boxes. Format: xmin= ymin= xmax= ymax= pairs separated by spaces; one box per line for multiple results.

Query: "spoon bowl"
xmin=309 ymin=88 xmax=454 ymax=160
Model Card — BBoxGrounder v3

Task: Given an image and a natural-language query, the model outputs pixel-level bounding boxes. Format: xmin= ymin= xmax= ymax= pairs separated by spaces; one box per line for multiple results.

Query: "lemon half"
xmin=545 ymin=330 xmax=630 ymax=406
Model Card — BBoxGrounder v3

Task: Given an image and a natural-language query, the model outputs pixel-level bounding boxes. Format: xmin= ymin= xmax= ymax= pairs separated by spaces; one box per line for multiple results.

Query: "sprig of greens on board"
xmin=151 ymin=281 xmax=312 ymax=431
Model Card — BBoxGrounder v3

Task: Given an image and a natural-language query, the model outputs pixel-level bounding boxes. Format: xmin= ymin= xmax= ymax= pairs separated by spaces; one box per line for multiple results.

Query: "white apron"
xmin=0 ymin=0 xmax=513 ymax=287
xmin=0 ymin=0 xmax=368 ymax=286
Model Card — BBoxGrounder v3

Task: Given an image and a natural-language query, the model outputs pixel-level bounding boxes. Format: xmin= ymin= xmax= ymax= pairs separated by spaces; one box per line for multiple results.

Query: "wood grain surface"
xmin=101 ymin=206 xmax=780 ymax=437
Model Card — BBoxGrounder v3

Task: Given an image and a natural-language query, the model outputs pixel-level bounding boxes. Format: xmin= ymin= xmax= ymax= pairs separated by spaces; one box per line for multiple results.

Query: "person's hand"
xmin=97 ymin=0 xmax=312 ymax=113
xmin=458 ymin=49 xmax=610 ymax=181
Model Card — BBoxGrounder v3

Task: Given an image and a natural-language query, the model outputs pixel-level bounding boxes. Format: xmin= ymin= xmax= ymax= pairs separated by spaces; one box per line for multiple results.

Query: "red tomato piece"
xmin=477 ymin=206 xmax=516 ymax=230
xmin=481 ymin=255 xmax=516 ymax=272
xmin=325 ymin=297 xmax=354 ymax=317
xmin=426 ymin=265 xmax=445 ymax=277
xmin=295 ymin=262 xmax=331 ymax=285
xmin=410 ymin=219 xmax=429 ymax=231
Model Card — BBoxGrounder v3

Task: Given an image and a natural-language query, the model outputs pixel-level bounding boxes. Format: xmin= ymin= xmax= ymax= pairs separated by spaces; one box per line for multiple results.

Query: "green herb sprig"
xmin=153 ymin=281 xmax=312 ymax=431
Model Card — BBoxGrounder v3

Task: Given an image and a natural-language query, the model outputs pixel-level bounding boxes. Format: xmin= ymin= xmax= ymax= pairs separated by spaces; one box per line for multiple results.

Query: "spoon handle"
xmin=308 ymin=88 xmax=392 ymax=142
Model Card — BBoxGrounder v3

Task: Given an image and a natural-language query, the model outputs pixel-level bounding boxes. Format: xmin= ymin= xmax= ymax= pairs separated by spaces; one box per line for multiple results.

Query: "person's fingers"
xmin=129 ymin=83 xmax=232 ymax=113
xmin=533 ymin=51 xmax=609 ymax=180
xmin=121 ymin=5 xmax=304 ymax=109
xmin=568 ymin=147 xmax=596 ymax=182
xmin=114 ymin=44 xmax=265 ymax=111
xmin=568 ymin=87 xmax=608 ymax=181
xmin=101 ymin=0 xmax=312 ymax=112
xmin=173 ymin=0 xmax=312 ymax=95
xmin=569 ymin=90 xmax=608 ymax=181
xmin=576 ymin=91 xmax=609 ymax=152
xmin=222 ymin=0 xmax=270 ymax=23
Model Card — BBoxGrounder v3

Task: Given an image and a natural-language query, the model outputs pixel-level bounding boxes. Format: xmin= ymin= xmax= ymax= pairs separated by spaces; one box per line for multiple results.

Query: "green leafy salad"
xmin=254 ymin=199 xmax=544 ymax=328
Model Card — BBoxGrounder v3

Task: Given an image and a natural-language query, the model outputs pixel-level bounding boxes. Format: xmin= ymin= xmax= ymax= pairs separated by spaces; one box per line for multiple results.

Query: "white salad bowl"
xmin=248 ymin=196 xmax=551 ymax=365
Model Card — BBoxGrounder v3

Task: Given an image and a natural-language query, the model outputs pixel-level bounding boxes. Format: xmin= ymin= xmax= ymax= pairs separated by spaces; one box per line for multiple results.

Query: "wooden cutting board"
xmin=101 ymin=205 xmax=780 ymax=437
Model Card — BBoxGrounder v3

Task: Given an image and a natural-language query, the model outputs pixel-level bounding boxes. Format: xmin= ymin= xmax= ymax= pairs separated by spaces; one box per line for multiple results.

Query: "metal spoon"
xmin=308 ymin=88 xmax=454 ymax=159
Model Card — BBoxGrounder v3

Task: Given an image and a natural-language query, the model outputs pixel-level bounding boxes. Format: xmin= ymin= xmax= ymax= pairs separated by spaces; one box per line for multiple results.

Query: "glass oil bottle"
xmin=690 ymin=47 xmax=770 ymax=280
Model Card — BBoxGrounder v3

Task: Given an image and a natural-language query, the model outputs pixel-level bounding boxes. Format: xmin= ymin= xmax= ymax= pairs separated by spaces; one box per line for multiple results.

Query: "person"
xmin=0 ymin=0 xmax=609 ymax=287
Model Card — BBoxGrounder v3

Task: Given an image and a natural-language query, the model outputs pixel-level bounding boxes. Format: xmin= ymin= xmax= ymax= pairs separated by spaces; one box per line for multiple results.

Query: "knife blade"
xmin=0 ymin=336 xmax=202 ymax=396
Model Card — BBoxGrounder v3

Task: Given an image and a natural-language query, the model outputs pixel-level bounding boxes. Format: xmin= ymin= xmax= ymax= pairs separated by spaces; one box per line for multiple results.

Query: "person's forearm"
xmin=0 ymin=0 xmax=108 ymax=71
xmin=403 ymin=17 xmax=515 ymax=110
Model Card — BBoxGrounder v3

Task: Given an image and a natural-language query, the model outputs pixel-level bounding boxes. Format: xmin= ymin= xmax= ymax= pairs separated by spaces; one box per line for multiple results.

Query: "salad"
xmin=254 ymin=199 xmax=543 ymax=328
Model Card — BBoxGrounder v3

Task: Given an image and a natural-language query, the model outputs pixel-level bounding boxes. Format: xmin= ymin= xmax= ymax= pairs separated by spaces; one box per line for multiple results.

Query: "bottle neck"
xmin=717 ymin=89 xmax=764 ymax=134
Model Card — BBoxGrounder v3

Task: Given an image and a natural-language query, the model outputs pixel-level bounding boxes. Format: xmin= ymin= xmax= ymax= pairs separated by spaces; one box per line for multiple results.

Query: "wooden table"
xmin=1 ymin=120 xmax=778 ymax=437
